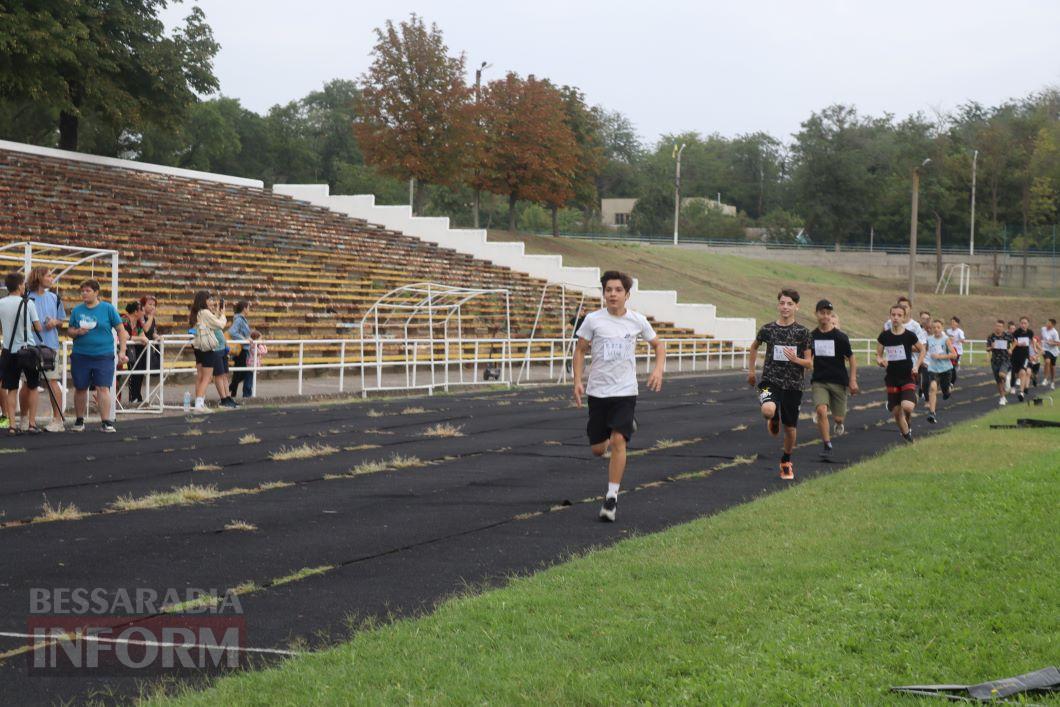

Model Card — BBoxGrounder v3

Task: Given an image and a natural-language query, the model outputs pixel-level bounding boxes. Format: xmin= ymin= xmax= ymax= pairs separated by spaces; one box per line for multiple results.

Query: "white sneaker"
xmin=1051 ymin=381 xmax=1056 ymax=390
xmin=193 ymin=403 xmax=212 ymax=414
xmin=998 ymin=396 xmax=1007 ymax=406
xmin=811 ymin=411 xmax=819 ymax=424
xmin=833 ymin=422 xmax=845 ymax=437
xmin=45 ymin=420 xmax=65 ymax=433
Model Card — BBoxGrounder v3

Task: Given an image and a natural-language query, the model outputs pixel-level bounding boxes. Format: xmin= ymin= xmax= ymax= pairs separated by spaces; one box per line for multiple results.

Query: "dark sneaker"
xmin=767 ymin=418 xmax=780 ymax=436
xmin=779 ymin=461 xmax=795 ymax=480
xmin=927 ymin=413 xmax=937 ymax=424
xmin=101 ymin=421 xmax=116 ymax=433
xmin=599 ymin=496 xmax=617 ymax=522
xmin=72 ymin=418 xmax=86 ymax=432
xmin=1017 ymin=391 xmax=1025 ymax=402
xmin=901 ymin=431 xmax=914 ymax=443
xmin=821 ymin=443 xmax=833 ymax=459
xmin=220 ymin=397 xmax=240 ymax=409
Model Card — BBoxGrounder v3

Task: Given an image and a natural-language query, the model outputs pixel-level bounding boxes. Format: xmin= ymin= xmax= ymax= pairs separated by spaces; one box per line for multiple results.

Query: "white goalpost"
xmin=358 ymin=282 xmax=512 ymax=393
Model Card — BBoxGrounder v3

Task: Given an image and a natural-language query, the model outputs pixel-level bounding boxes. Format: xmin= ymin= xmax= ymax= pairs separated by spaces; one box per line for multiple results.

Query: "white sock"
xmin=606 ymin=482 xmax=620 ymax=499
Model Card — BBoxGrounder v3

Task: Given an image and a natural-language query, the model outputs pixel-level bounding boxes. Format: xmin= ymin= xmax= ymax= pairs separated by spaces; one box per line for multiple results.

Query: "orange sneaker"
xmin=779 ymin=461 xmax=795 ymax=480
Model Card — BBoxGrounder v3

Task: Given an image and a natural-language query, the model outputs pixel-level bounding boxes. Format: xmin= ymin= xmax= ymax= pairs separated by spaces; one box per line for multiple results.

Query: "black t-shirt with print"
xmin=810 ymin=328 xmax=853 ymax=386
xmin=756 ymin=321 xmax=812 ymax=391
xmin=1011 ymin=327 xmax=1033 ymax=362
xmin=877 ymin=328 xmax=919 ymax=386
xmin=986 ymin=332 xmax=1013 ymax=366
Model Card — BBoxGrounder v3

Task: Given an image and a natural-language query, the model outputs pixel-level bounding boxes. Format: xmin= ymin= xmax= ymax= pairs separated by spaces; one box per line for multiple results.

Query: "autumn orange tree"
xmin=478 ymin=73 xmax=579 ymax=232
xmin=354 ymin=14 xmax=476 ymax=214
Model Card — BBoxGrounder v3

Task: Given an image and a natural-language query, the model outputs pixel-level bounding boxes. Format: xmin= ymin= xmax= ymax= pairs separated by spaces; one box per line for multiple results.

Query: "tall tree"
xmin=478 ymin=73 xmax=579 ymax=232
xmin=0 ymin=1 xmax=219 ymax=151
xmin=354 ymin=13 xmax=475 ymax=214
xmin=553 ymin=86 xmax=603 ymax=234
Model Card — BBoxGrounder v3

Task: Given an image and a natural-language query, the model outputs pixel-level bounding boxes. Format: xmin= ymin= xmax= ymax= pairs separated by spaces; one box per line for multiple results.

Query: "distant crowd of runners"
xmin=571 ymin=270 xmax=1058 ymax=522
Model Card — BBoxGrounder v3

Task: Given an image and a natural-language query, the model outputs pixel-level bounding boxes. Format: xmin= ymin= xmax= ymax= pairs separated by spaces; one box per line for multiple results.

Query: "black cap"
xmin=815 ymin=299 xmax=834 ymax=312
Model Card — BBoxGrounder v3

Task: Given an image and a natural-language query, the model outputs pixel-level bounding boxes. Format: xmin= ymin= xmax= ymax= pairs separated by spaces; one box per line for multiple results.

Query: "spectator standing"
xmin=122 ymin=301 xmax=149 ymax=404
xmin=1 ymin=271 xmax=44 ymax=435
xmin=25 ymin=267 xmax=66 ymax=432
xmin=67 ymin=279 xmax=127 ymax=433
xmin=190 ymin=291 xmax=238 ymax=411
xmin=228 ymin=301 xmax=253 ymax=398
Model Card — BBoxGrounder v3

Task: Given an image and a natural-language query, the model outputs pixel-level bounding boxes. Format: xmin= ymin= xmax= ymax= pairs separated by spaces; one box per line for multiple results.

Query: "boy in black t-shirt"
xmin=876 ymin=304 xmax=925 ymax=443
xmin=986 ymin=320 xmax=1014 ymax=405
xmin=809 ymin=299 xmax=858 ymax=457
xmin=747 ymin=289 xmax=813 ymax=480
xmin=1010 ymin=316 xmax=1034 ymax=401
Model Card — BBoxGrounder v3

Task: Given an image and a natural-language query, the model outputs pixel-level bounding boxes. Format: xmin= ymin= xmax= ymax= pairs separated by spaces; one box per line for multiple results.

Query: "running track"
xmin=0 ymin=368 xmax=1006 ymax=704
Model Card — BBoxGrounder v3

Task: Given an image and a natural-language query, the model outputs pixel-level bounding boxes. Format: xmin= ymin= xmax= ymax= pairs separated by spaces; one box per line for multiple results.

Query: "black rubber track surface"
xmin=0 ymin=369 xmax=1005 ymax=704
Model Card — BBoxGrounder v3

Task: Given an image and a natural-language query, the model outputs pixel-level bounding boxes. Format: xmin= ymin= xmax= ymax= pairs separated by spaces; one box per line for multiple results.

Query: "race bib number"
xmin=884 ymin=345 xmax=906 ymax=362
xmin=772 ymin=345 xmax=796 ymax=362
xmin=600 ymin=338 xmax=632 ymax=362
xmin=813 ymin=340 xmax=835 ymax=357
xmin=992 ymin=339 xmax=1008 ymax=350
xmin=1017 ymin=337 xmax=1030 ymax=347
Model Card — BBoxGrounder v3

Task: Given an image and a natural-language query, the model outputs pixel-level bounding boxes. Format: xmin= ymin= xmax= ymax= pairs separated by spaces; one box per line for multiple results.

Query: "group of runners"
xmin=571 ymin=269 xmax=1056 ymax=522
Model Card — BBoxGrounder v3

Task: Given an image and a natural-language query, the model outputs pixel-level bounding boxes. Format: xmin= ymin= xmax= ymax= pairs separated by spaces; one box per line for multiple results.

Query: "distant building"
xmin=600 ymin=197 xmax=737 ymax=229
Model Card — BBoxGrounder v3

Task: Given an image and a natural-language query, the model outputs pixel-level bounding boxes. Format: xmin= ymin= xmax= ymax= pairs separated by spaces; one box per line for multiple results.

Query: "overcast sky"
xmin=162 ymin=0 xmax=1060 ymax=147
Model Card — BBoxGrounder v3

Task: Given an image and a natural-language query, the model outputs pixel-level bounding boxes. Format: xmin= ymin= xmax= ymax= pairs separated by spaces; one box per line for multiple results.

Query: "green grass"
xmin=155 ymin=402 xmax=1059 ymax=705
xmin=488 ymin=232 xmax=1060 ymax=338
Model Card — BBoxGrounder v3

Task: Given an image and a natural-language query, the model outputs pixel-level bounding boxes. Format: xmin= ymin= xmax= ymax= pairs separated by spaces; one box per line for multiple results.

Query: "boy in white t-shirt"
xmin=573 ymin=270 xmax=665 ymax=522
xmin=1041 ymin=318 xmax=1059 ymax=390
xmin=945 ymin=316 xmax=966 ymax=386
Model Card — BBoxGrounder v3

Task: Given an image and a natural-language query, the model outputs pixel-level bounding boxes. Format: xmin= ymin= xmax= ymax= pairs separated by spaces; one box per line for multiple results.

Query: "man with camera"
xmin=0 ymin=271 xmax=45 ymax=435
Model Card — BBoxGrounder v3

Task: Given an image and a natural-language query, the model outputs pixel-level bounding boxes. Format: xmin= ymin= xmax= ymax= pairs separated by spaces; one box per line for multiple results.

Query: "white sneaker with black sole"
xmin=599 ymin=496 xmax=617 ymax=522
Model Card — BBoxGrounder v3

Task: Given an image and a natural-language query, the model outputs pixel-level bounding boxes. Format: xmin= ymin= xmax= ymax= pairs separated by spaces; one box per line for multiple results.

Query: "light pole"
xmin=673 ymin=143 xmax=686 ymax=245
xmin=908 ymin=158 xmax=931 ymax=301
xmin=472 ymin=61 xmax=491 ymax=229
xmin=969 ymin=149 xmax=978 ymax=256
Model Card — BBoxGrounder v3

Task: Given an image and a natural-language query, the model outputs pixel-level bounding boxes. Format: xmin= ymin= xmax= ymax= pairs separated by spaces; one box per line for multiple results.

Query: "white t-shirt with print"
xmin=577 ymin=308 xmax=657 ymax=398
xmin=945 ymin=327 xmax=966 ymax=355
xmin=1041 ymin=326 xmax=1060 ymax=356
xmin=0 ymin=294 xmax=39 ymax=352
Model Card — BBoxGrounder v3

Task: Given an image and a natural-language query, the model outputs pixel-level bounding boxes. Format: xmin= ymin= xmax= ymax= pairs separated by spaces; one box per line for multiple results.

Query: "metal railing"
xmin=50 ymin=335 xmax=754 ymax=415
xmin=45 ymin=335 xmax=992 ymax=417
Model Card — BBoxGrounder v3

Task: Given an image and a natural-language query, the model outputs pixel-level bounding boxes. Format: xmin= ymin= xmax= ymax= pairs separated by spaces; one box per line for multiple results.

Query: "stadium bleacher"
xmin=0 ymin=145 xmax=722 ymax=368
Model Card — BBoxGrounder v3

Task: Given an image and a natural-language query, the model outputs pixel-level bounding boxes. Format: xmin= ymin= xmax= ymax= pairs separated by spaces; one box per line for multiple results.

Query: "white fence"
xmin=44 ymin=336 xmax=991 ymax=417
xmin=49 ymin=336 xmax=756 ymax=415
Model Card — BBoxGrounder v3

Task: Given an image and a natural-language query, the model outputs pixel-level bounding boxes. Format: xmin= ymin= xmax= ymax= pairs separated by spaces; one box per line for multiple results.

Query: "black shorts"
xmin=194 ymin=349 xmax=228 ymax=376
xmin=757 ymin=384 xmax=802 ymax=428
xmin=885 ymin=375 xmax=917 ymax=411
xmin=1045 ymin=351 xmax=1057 ymax=363
xmin=1 ymin=349 xmax=41 ymax=391
xmin=586 ymin=395 xmax=637 ymax=445
xmin=1010 ymin=353 xmax=1030 ymax=372
xmin=925 ymin=370 xmax=952 ymax=393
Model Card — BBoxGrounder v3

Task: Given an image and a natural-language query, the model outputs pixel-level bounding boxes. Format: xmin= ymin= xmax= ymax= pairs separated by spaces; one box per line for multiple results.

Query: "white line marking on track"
xmin=0 ymin=631 xmax=303 ymax=657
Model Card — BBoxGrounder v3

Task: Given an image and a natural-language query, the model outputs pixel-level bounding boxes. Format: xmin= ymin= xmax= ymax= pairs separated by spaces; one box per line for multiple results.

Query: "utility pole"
xmin=673 ymin=143 xmax=686 ymax=245
xmin=970 ymin=149 xmax=978 ymax=256
xmin=908 ymin=158 xmax=931 ymax=301
xmin=472 ymin=61 xmax=490 ymax=229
